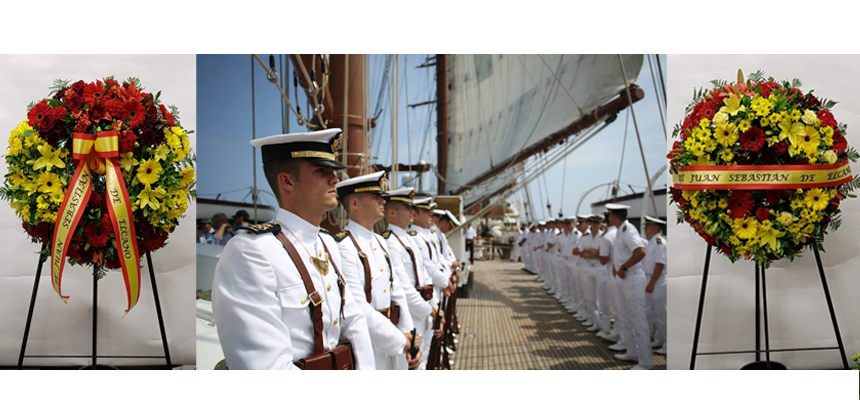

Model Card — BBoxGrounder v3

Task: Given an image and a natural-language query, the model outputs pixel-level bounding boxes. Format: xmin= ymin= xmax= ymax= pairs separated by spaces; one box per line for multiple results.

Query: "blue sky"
xmin=196 ymin=54 xmax=668 ymax=221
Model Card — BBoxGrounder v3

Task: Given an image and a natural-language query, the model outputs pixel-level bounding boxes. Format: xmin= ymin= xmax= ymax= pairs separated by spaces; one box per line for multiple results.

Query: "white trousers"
xmin=618 ymin=267 xmax=653 ymax=367
xmin=645 ymin=272 xmax=667 ymax=346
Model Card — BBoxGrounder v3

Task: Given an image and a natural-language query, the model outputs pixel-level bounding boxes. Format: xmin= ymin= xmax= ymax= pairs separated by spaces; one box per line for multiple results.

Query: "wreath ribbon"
xmin=51 ymin=130 xmax=141 ymax=316
xmin=672 ymin=161 xmax=852 ymax=190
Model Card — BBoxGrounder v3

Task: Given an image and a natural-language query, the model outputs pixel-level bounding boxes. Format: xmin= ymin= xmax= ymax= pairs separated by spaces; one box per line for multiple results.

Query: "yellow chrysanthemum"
xmin=179 ymin=167 xmax=195 ymax=187
xmin=751 ymin=97 xmax=773 ymax=117
xmin=137 ymin=159 xmax=162 ymax=185
xmin=718 ymin=199 xmax=728 ymax=209
xmin=720 ymin=94 xmax=746 ymax=116
xmin=40 ymin=211 xmax=57 ymax=224
xmin=36 ymin=195 xmax=51 ymax=210
xmin=737 ymin=119 xmax=751 ymax=133
xmin=789 ymin=109 xmax=801 ymax=122
xmin=714 ymin=123 xmax=739 ymax=148
xmin=803 ymin=188 xmax=829 ymax=211
xmin=732 ymin=217 xmax=758 ymax=240
xmin=720 ymin=148 xmax=734 ymax=162
xmin=820 ymin=126 xmax=834 ymax=146
xmin=6 ymin=136 xmax=23 ymax=156
xmin=21 ymin=204 xmax=31 ymax=221
xmin=37 ymin=171 xmax=63 ymax=195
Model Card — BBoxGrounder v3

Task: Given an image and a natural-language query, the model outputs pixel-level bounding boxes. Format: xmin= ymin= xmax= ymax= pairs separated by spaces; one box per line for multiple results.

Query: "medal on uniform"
xmin=311 ymin=252 xmax=329 ymax=275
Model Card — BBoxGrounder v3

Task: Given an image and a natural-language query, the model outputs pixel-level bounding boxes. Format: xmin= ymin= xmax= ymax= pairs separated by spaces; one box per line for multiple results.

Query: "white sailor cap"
xmin=383 ymin=187 xmax=415 ymax=205
xmin=432 ymin=209 xmax=446 ymax=217
xmin=538 ymin=221 xmax=547 ymax=226
xmin=413 ymin=197 xmax=434 ymax=210
xmin=576 ymin=214 xmax=590 ymax=222
xmin=336 ymin=171 xmax=387 ymax=198
xmin=250 ymin=128 xmax=346 ymax=170
xmin=605 ymin=203 xmax=631 ymax=213
xmin=644 ymin=215 xmax=666 ymax=225
xmin=446 ymin=210 xmax=461 ymax=227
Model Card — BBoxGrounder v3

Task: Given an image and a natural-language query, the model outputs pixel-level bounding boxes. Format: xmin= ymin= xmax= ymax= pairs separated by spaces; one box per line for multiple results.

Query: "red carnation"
xmin=771 ymin=140 xmax=788 ymax=155
xmin=88 ymin=191 xmax=103 ymax=209
xmin=765 ymin=190 xmax=782 ymax=206
xmin=69 ymin=80 xmax=86 ymax=96
xmin=700 ymin=233 xmax=717 ymax=246
xmin=756 ymin=207 xmax=770 ymax=221
xmin=27 ymin=100 xmax=52 ymax=128
xmin=818 ymin=109 xmax=837 ymax=128
xmin=125 ymin=100 xmax=146 ymax=128
xmin=805 ymin=93 xmax=821 ymax=108
xmin=833 ymin=132 xmax=848 ymax=155
xmin=118 ymin=130 xmax=137 ymax=154
xmin=107 ymin=99 xmax=127 ymax=121
xmin=106 ymin=256 xmax=122 ymax=270
xmin=727 ymin=191 xmax=754 ymax=219
xmin=83 ymin=81 xmax=106 ymax=106
xmin=740 ymin=127 xmax=766 ymax=151
xmin=720 ymin=243 xmax=733 ymax=255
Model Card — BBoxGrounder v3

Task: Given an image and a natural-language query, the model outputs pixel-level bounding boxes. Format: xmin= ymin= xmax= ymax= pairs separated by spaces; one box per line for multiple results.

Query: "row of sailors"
xmin=212 ymin=127 xmax=461 ymax=369
xmin=514 ymin=208 xmax=667 ymax=370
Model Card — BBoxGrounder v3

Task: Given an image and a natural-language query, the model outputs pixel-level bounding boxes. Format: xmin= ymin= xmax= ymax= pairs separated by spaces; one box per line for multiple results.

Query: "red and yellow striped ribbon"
xmin=51 ymin=130 xmax=141 ymax=315
xmin=672 ymin=161 xmax=852 ymax=190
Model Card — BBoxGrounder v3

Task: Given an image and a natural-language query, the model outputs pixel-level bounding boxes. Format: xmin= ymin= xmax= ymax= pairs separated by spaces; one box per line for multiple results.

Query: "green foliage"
xmin=710 ymin=79 xmax=727 ymax=88
xmin=747 ymin=70 xmax=766 ymax=83
xmin=685 ymin=87 xmax=710 ymax=115
xmin=48 ymin=78 xmax=71 ymax=97
xmin=791 ymin=78 xmax=802 ymax=89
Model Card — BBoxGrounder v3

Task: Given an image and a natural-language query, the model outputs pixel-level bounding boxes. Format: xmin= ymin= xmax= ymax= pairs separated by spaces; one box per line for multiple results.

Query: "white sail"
xmin=446 ymin=54 xmax=644 ymax=206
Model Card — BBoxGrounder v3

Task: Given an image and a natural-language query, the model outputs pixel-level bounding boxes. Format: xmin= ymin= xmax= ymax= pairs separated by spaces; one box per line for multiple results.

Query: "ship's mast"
xmin=436 ymin=54 xmax=449 ymax=195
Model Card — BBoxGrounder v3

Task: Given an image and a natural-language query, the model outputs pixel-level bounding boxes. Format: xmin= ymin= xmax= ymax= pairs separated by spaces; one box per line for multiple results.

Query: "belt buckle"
xmin=308 ymin=291 xmax=323 ymax=306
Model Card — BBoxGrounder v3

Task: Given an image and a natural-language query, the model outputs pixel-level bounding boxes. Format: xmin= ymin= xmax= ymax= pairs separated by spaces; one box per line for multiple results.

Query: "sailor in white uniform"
xmin=409 ymin=197 xmax=452 ymax=368
xmin=333 ymin=171 xmax=419 ymax=370
xmin=381 ymin=187 xmax=439 ymax=370
xmin=212 ymin=128 xmax=374 ymax=370
xmin=577 ymin=215 xmax=602 ymax=331
xmin=569 ymin=216 xmax=589 ymax=320
xmin=606 ymin=203 xmax=653 ymax=370
xmin=642 ymin=216 xmax=667 ymax=356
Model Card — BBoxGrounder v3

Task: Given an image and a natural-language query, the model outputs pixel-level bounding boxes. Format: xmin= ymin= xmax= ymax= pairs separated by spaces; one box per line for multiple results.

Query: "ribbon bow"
xmin=51 ymin=130 xmax=141 ymax=315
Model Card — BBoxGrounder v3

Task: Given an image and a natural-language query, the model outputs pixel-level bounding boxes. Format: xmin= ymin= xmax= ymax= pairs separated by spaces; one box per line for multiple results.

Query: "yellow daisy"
xmin=714 ymin=123 xmax=739 ymax=147
xmin=37 ymin=171 xmax=63 ymax=195
xmin=137 ymin=159 xmax=162 ymax=185
xmin=803 ymin=188 xmax=829 ymax=211
xmin=733 ymin=217 xmax=758 ymax=240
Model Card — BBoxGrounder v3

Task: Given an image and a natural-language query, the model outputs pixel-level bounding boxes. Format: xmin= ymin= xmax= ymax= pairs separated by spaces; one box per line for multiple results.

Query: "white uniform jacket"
xmin=385 ymin=224 xmax=434 ymax=321
xmin=212 ymin=209 xmax=375 ymax=370
xmin=336 ymin=220 xmax=413 ymax=362
xmin=643 ymin=233 xmax=667 ymax=276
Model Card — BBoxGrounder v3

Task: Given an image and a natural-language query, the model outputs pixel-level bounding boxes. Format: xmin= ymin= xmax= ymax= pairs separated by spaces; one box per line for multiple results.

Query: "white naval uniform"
xmin=613 ymin=220 xmax=652 ymax=368
xmin=559 ymin=230 xmax=580 ymax=308
xmin=578 ymin=232 xmax=600 ymax=327
xmin=337 ymin=220 xmax=414 ymax=370
xmin=212 ymin=209 xmax=375 ymax=370
xmin=522 ymin=231 xmax=536 ymax=273
xmin=603 ymin=226 xmax=628 ymax=344
xmin=511 ymin=229 xmax=522 ymax=262
xmin=409 ymin=225 xmax=449 ymax=369
xmin=385 ymin=224 xmax=435 ymax=370
xmin=643 ymin=233 xmax=667 ymax=348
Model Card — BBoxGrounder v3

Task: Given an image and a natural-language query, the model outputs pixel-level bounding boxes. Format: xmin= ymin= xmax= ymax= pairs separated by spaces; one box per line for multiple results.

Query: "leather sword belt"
xmin=418 ymin=285 xmax=434 ymax=301
xmin=294 ymin=341 xmax=356 ymax=370
xmin=377 ymin=301 xmax=401 ymax=325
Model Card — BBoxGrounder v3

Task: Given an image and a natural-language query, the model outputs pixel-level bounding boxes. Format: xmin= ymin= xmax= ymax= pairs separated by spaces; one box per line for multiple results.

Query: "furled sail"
xmin=446 ymin=54 xmax=644 ymax=206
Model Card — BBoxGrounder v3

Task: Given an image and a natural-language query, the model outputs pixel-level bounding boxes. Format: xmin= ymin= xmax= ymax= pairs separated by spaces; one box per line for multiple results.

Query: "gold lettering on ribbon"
xmin=672 ymin=162 xmax=852 ymax=189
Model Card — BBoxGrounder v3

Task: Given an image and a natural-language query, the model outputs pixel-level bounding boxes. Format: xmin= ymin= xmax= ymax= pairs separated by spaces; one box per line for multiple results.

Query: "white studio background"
xmin=666 ymin=55 xmax=860 ymax=370
xmin=0 ymin=55 xmax=196 ymax=367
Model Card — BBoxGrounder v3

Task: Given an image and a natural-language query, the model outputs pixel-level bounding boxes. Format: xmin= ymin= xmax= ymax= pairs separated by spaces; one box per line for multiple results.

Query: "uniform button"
xmin=300 ymin=299 xmax=306 ymax=305
xmin=380 ymin=268 xmax=383 ymax=272
xmin=383 ymin=288 xmax=388 ymax=293
xmin=327 ymin=284 xmax=331 ymax=292
xmin=334 ymin=318 xmax=339 ymax=325
xmin=373 ymin=247 xmax=378 ymax=251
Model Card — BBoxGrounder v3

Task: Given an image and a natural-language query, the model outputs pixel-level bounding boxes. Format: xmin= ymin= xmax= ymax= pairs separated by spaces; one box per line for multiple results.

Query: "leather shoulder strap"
xmin=318 ymin=237 xmax=346 ymax=315
xmin=273 ymin=231 xmax=324 ymax=355
xmin=346 ymin=232 xmax=373 ymax=303
xmin=391 ymin=232 xmax=420 ymax=289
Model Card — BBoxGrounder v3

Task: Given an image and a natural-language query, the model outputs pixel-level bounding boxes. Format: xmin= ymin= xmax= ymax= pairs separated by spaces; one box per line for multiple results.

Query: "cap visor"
xmin=307 ymin=157 xmax=347 ymax=170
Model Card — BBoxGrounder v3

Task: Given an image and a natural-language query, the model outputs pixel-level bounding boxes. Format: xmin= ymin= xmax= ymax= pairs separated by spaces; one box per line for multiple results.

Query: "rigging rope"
xmin=614 ymin=108 xmax=630 ymax=201
xmin=252 ymin=54 xmax=318 ymax=129
xmin=646 ymin=55 xmax=668 ymax=140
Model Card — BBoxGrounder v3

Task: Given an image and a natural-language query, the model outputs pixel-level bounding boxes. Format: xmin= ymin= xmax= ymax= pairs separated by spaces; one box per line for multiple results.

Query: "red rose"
xmin=64 ymin=91 xmax=83 ymax=110
xmin=833 ymin=134 xmax=847 ymax=155
xmin=740 ymin=127 xmax=766 ymax=152
xmin=765 ymin=190 xmax=782 ymax=205
xmin=756 ymin=207 xmax=770 ymax=221
xmin=805 ymin=93 xmax=821 ymax=108
xmin=70 ymin=80 xmax=86 ymax=96
xmin=771 ymin=140 xmax=788 ymax=155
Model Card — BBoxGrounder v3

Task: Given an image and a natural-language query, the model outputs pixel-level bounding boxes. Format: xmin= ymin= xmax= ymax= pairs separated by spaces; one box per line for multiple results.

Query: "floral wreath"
xmin=2 ymin=77 xmax=195 ymax=314
xmin=668 ymin=70 xmax=859 ymax=267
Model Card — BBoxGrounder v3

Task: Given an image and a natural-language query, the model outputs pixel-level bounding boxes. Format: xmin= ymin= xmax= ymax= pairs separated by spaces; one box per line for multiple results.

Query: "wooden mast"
xmin=436 ymin=54 xmax=449 ymax=195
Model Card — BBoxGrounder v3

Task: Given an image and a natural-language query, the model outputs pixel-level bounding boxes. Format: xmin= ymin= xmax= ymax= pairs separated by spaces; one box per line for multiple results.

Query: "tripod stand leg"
xmin=812 ymin=246 xmax=849 ymax=369
xmin=18 ymin=245 xmax=47 ymax=370
xmin=689 ymin=245 xmax=712 ymax=370
xmin=146 ymin=251 xmax=172 ymax=368
xmin=760 ymin=264 xmax=771 ymax=369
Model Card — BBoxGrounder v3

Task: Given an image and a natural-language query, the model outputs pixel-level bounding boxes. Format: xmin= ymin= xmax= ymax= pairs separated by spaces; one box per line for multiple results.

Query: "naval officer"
xmin=212 ymin=128 xmax=374 ymax=370
xmin=333 ymin=171 xmax=421 ymax=370
xmin=606 ymin=203 xmax=653 ymax=370
xmin=642 ymin=216 xmax=667 ymax=356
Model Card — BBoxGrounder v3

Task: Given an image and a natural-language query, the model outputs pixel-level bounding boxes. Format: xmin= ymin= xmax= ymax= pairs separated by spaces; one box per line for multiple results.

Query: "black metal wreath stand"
xmin=689 ymin=245 xmax=849 ymax=370
xmin=17 ymin=246 xmax=173 ymax=369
